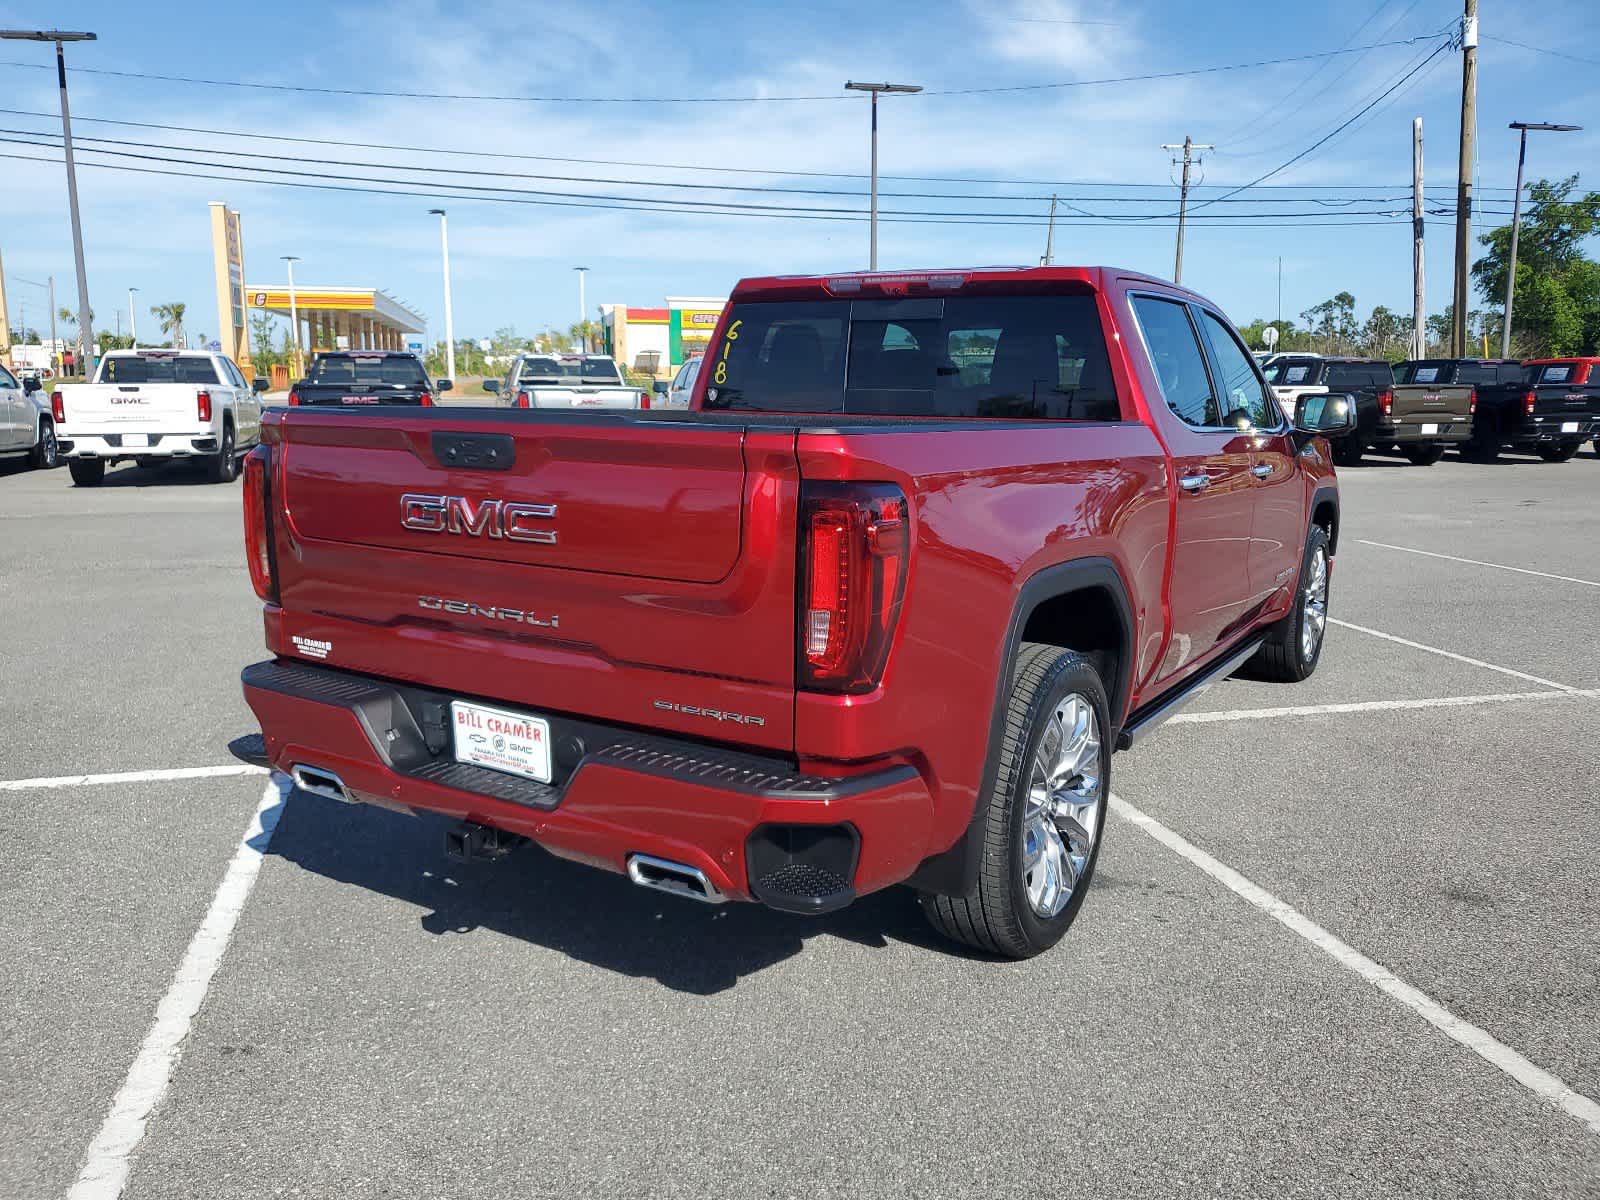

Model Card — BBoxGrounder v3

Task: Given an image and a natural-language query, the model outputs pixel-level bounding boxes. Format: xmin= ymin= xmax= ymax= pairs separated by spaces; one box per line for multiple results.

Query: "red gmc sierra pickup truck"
xmin=239 ymin=266 xmax=1350 ymax=959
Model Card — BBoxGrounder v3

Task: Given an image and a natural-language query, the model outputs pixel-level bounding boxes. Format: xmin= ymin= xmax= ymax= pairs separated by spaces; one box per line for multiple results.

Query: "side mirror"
xmin=24 ymin=377 xmax=41 ymax=394
xmin=481 ymin=379 xmax=500 ymax=394
xmin=1294 ymin=391 xmax=1357 ymax=435
xmin=252 ymin=377 xmax=269 ymax=393
xmin=436 ymin=378 xmax=453 ymax=393
xmin=652 ymin=380 xmax=670 ymax=394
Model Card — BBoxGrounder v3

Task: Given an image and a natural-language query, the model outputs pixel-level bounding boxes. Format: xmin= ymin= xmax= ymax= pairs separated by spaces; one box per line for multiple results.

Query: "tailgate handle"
xmin=431 ymin=432 xmax=515 ymax=471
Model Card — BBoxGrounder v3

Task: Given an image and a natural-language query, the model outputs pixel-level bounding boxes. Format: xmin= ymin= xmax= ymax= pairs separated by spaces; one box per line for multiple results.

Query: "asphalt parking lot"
xmin=2 ymin=447 xmax=1598 ymax=1199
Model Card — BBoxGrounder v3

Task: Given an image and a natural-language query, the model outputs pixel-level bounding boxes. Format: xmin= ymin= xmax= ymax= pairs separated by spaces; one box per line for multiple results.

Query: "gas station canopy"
xmin=245 ymin=285 xmax=425 ymax=352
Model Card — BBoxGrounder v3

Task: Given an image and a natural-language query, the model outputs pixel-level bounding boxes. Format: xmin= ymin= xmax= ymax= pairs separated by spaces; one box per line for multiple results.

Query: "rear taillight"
xmin=51 ymin=390 xmax=64 ymax=422
xmin=242 ymin=445 xmax=276 ymax=603
xmin=1524 ymin=390 xmax=1536 ymax=415
xmin=419 ymin=391 xmax=433 ymax=407
xmin=1378 ymin=388 xmax=1394 ymax=417
xmin=197 ymin=389 xmax=212 ymax=423
xmin=639 ymin=389 xmax=651 ymax=409
xmin=1469 ymin=388 xmax=1478 ymax=414
xmin=798 ymin=482 xmax=910 ymax=694
xmin=287 ymin=388 xmax=301 ymax=406
xmin=516 ymin=390 xmax=531 ymax=409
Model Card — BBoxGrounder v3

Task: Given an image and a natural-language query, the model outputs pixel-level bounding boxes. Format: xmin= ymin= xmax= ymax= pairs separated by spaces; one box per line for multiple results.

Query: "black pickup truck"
xmin=287 ymin=351 xmax=450 ymax=407
xmin=1462 ymin=357 xmax=1600 ymax=462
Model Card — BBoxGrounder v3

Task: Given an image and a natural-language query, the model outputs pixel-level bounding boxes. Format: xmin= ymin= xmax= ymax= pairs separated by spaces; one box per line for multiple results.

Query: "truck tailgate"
xmin=61 ymin=383 xmax=200 ymax=428
xmin=1392 ymin=384 xmax=1473 ymax=422
xmin=269 ymin=410 xmax=799 ymax=750
xmin=1532 ymin=385 xmax=1600 ymax=425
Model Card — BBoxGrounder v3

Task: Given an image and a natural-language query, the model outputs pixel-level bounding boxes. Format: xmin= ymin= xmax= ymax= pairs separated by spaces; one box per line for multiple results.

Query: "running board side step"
xmin=1115 ymin=636 xmax=1264 ymax=750
xmin=626 ymin=854 xmax=726 ymax=905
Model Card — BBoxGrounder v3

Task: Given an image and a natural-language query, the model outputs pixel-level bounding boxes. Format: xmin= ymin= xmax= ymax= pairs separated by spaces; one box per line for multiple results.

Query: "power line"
xmin=1482 ymin=34 xmax=1600 ymax=67
xmin=1 ymin=130 xmax=1517 ymax=222
xmin=0 ymin=105 xmax=1518 ymax=197
xmin=0 ymin=148 xmax=1486 ymax=228
xmin=0 ymin=35 xmax=1451 ymax=104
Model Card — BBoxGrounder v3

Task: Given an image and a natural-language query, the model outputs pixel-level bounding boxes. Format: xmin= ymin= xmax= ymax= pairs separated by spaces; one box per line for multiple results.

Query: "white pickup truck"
xmin=481 ymin=353 xmax=647 ymax=409
xmin=54 ymin=350 xmax=265 ymax=486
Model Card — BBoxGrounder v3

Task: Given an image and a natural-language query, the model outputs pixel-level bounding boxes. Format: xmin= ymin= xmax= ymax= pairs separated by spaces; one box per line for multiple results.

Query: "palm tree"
xmin=151 ymin=301 xmax=186 ymax=348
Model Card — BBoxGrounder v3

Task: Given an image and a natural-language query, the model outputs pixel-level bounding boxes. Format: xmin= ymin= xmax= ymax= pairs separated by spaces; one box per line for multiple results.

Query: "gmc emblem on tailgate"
xmin=400 ymin=494 xmax=557 ymax=543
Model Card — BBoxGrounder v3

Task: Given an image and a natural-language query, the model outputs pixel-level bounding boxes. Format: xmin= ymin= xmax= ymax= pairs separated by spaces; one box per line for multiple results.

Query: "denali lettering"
xmin=653 ymin=699 xmax=766 ymax=727
xmin=418 ymin=596 xmax=559 ymax=628
xmin=401 ymin=494 xmax=558 ymax=543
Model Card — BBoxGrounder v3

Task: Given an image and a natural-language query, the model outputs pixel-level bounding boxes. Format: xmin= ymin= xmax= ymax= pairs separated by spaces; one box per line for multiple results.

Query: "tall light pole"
xmin=128 ymin=285 xmax=138 ymax=347
xmin=1501 ymin=121 xmax=1581 ymax=358
xmin=1 ymin=30 xmax=97 ymax=374
xmin=573 ymin=266 xmax=589 ymax=351
xmin=428 ymin=209 xmax=456 ymax=381
xmin=281 ymin=255 xmax=302 ymax=377
xmin=844 ymin=81 xmax=922 ymax=270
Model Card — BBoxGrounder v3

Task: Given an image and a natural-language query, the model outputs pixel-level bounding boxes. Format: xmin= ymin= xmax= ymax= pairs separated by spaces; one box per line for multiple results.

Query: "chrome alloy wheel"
xmin=1021 ymin=693 xmax=1103 ymax=918
xmin=1301 ymin=545 xmax=1329 ymax=661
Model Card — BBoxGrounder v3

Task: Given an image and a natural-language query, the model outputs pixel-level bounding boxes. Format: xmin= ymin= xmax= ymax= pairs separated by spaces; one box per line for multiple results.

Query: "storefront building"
xmin=603 ymin=296 xmax=727 ymax=376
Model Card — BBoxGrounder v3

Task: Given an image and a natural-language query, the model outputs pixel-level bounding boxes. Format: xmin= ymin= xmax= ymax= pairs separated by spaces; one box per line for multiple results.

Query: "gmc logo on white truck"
xmin=400 ymin=494 xmax=558 ymax=543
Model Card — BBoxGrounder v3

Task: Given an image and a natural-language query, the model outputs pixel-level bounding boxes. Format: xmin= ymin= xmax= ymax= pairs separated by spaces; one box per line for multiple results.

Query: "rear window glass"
xmin=1537 ymin=364 xmax=1574 ymax=384
xmin=1327 ymin=363 xmax=1392 ymax=390
xmin=1265 ymin=359 xmax=1321 ymax=386
xmin=98 ymin=356 xmax=221 ymax=385
xmin=516 ymin=357 xmax=622 ymax=384
xmin=702 ymin=294 xmax=1120 ymax=420
xmin=1410 ymin=366 xmax=1440 ymax=384
xmin=308 ymin=356 xmax=428 ymax=387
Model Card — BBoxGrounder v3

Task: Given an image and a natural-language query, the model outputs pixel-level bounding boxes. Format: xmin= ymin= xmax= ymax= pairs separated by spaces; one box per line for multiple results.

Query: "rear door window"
xmin=1130 ymin=296 xmax=1220 ymax=427
xmin=703 ymin=294 xmax=1120 ymax=420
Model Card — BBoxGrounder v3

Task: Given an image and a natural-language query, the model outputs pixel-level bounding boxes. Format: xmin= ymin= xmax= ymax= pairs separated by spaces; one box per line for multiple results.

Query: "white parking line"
xmin=1358 ymin=540 xmax=1600 ymax=588
xmin=1171 ymin=688 xmax=1599 ymax=725
xmin=67 ymin=776 xmax=287 ymax=1200
xmin=1111 ymin=793 xmax=1600 ymax=1138
xmin=0 ymin=764 xmax=266 ymax=792
xmin=1329 ymin=618 xmax=1581 ymax=693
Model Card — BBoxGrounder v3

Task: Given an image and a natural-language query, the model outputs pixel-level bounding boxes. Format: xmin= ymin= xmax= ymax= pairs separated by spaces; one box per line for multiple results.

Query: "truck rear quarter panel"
xmin=794 ymin=422 xmax=1169 ymax=865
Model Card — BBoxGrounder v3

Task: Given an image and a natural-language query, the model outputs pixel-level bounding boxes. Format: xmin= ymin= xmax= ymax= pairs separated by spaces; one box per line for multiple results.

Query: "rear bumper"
xmin=58 ymin=431 xmax=217 ymax=459
xmin=1374 ymin=417 xmax=1471 ymax=444
xmin=1510 ymin=416 xmax=1598 ymax=446
xmin=241 ymin=659 xmax=934 ymax=912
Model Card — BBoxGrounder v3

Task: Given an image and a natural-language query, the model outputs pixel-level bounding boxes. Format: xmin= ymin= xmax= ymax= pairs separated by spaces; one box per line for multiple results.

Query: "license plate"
xmin=123 ymin=433 xmax=149 ymax=448
xmin=1561 ymin=422 xmax=1579 ymax=433
xmin=1419 ymin=423 xmax=1438 ymax=436
xmin=450 ymin=700 xmax=551 ymax=783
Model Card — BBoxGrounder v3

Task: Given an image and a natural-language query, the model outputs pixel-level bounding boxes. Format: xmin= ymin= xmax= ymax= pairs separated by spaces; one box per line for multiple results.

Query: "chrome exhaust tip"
xmin=626 ymin=854 xmax=726 ymax=905
xmin=290 ymin=764 xmax=354 ymax=804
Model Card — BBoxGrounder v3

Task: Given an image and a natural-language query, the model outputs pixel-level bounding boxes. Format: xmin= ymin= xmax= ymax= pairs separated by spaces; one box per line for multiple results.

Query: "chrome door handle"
xmin=1251 ymin=463 xmax=1272 ymax=479
xmin=1179 ymin=473 xmax=1211 ymax=492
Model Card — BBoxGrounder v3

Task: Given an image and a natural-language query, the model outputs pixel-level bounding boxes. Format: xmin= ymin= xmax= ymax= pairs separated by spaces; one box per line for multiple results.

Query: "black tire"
xmin=1403 ymin=442 xmax=1446 ymax=466
xmin=68 ymin=458 xmax=105 ymax=487
xmin=1331 ymin=435 xmax=1363 ymax=467
xmin=919 ymin=644 xmax=1111 ymax=959
xmin=1538 ymin=442 xmax=1581 ymax=463
xmin=1465 ymin=421 xmax=1501 ymax=462
xmin=1248 ymin=524 xmax=1332 ymax=683
xmin=207 ymin=421 xmax=237 ymax=484
xmin=30 ymin=420 xmax=58 ymax=469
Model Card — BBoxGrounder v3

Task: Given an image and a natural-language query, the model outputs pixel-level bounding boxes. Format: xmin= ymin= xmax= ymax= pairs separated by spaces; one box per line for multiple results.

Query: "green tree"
xmin=1472 ymin=175 xmax=1600 ymax=356
xmin=569 ymin=319 xmax=600 ymax=353
xmin=250 ymin=313 xmax=282 ymax=368
xmin=1360 ymin=305 xmax=1406 ymax=360
xmin=150 ymin=301 xmax=186 ymax=348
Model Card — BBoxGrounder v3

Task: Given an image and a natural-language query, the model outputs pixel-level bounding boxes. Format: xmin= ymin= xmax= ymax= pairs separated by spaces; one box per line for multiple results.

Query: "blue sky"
xmin=1 ymin=0 xmax=1596 ymax=347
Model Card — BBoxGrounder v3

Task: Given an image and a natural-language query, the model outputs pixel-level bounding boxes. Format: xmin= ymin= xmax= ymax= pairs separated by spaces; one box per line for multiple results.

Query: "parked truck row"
xmin=1262 ymin=353 xmax=1600 ymax=466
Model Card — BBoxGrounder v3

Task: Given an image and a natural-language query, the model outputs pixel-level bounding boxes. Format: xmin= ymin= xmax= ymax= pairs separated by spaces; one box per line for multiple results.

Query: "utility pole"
xmin=1277 ymin=257 xmax=1283 ymax=324
xmin=428 ymin=209 xmax=456 ymax=382
xmin=48 ymin=275 xmax=58 ymax=376
xmin=1501 ymin=122 xmax=1582 ymax=357
xmin=1413 ymin=116 xmax=1426 ymax=359
xmin=1450 ymin=0 xmax=1477 ymax=356
xmin=128 ymin=286 xmax=137 ymax=347
xmin=1162 ymin=136 xmax=1213 ymax=284
xmin=1042 ymin=195 xmax=1058 ymax=265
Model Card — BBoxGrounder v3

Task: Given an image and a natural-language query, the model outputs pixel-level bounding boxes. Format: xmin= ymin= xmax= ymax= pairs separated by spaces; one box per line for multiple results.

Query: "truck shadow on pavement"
xmin=93 ymin=462 xmax=233 ymax=487
xmin=266 ymin=785 xmax=949 ymax=994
